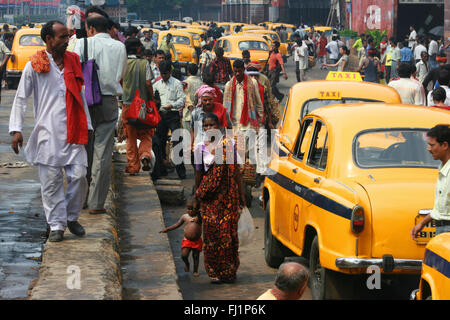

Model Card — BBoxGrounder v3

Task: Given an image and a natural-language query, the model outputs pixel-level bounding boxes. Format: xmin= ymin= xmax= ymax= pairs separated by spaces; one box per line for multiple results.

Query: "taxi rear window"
xmin=301 ymin=98 xmax=380 ymax=119
xmin=163 ymin=36 xmax=190 ymax=45
xmin=238 ymin=41 xmax=269 ymax=51
xmin=19 ymin=35 xmax=44 ymax=46
xmin=354 ymin=129 xmax=439 ymax=168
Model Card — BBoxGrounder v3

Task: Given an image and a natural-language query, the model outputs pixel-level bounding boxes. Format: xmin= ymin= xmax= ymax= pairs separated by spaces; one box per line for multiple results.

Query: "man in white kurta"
xmin=9 ymin=21 xmax=92 ymax=242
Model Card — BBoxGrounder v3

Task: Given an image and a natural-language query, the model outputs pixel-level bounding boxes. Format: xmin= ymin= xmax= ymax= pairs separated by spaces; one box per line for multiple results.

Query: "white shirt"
xmin=295 ymin=42 xmax=309 ymax=70
xmin=388 ymin=77 xmax=425 ymax=105
xmin=414 ymin=44 xmax=427 ymax=60
xmin=415 ymin=60 xmax=429 ymax=82
xmin=229 ymin=77 xmax=263 ymax=131
xmin=326 ymin=41 xmax=339 ymax=60
xmin=427 ymin=85 xmax=450 ymax=106
xmin=9 ymin=52 xmax=92 ymax=167
xmin=430 ymin=160 xmax=450 ymax=221
xmin=151 ymin=61 xmax=160 ymax=84
xmin=429 ymin=40 xmax=439 ymax=56
xmin=153 ymin=76 xmax=186 ymax=112
xmin=73 ymin=33 xmax=127 ymax=96
xmin=408 ymin=30 xmax=417 ymax=48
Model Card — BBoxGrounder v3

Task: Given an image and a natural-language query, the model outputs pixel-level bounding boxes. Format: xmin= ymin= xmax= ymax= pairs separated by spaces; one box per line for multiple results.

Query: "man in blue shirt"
xmin=400 ymin=41 xmax=414 ymax=65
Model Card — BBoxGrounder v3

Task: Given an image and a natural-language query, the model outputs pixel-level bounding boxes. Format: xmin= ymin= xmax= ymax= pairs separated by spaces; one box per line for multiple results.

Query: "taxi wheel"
xmin=309 ymin=236 xmax=341 ymax=300
xmin=264 ymin=199 xmax=284 ymax=268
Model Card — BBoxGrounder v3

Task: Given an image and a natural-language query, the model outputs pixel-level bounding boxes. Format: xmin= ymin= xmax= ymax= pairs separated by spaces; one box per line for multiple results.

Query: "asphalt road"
xmin=0 ymin=89 xmax=47 ymax=300
xmin=158 ymin=57 xmax=325 ymax=300
xmin=159 ymin=57 xmax=420 ymax=300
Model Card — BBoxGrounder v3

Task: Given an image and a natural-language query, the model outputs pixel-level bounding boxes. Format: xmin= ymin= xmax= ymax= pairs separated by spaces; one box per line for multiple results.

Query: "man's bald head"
xmin=275 ymin=262 xmax=309 ymax=296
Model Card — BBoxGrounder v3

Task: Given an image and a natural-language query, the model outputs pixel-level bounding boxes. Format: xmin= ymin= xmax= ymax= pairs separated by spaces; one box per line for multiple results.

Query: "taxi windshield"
xmin=19 ymin=35 xmax=44 ymax=46
xmin=164 ymin=35 xmax=190 ymax=45
xmin=238 ymin=40 xmax=269 ymax=51
xmin=354 ymin=129 xmax=439 ymax=168
xmin=301 ymin=98 xmax=380 ymax=118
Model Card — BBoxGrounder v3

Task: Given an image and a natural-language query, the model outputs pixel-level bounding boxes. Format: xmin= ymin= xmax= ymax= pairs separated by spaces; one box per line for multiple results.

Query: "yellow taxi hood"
xmin=353 ymin=170 xmax=436 ymax=260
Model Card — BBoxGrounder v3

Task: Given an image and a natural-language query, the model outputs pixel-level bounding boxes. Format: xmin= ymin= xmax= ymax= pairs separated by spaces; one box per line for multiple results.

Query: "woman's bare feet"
xmin=193 ymin=272 xmax=199 ymax=277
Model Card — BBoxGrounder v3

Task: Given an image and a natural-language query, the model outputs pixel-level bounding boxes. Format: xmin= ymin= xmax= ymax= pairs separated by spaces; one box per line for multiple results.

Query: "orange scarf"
xmin=31 ymin=50 xmax=88 ymax=145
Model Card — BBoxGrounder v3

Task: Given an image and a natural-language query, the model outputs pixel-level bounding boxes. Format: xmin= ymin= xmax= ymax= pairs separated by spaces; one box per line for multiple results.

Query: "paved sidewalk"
xmin=29 ymin=167 xmax=122 ymax=300
xmin=28 ymin=152 xmax=181 ymax=300
xmin=115 ymin=154 xmax=182 ymax=300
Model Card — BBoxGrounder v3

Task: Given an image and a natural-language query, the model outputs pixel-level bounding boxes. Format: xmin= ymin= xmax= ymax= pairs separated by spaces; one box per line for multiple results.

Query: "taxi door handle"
xmin=292 ymin=168 xmax=298 ymax=174
xmin=314 ymin=177 xmax=321 ymax=184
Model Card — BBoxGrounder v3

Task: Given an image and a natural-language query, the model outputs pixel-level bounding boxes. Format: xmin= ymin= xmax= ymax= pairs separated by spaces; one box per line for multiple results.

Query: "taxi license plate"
xmin=414 ymin=215 xmax=436 ymax=244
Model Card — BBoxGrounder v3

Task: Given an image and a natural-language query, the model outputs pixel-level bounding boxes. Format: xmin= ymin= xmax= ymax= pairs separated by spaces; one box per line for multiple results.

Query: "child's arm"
xmin=159 ymin=215 xmax=187 ymax=233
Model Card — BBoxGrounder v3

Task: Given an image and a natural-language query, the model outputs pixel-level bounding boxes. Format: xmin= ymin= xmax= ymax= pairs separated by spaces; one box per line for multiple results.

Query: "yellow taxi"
xmin=157 ymin=30 xmax=197 ymax=66
xmin=261 ymin=73 xmax=450 ymax=299
xmin=217 ymin=22 xmax=233 ymax=34
xmin=6 ymin=28 xmax=45 ymax=89
xmin=182 ymin=28 xmax=206 ymax=48
xmin=304 ymin=26 xmax=335 ymax=38
xmin=243 ymin=29 xmax=288 ymax=58
xmin=267 ymin=23 xmax=296 ymax=42
xmin=213 ymin=35 xmax=270 ymax=69
xmin=240 ymin=25 xmax=265 ymax=32
xmin=411 ymin=233 xmax=450 ymax=300
xmin=189 ymin=24 xmax=209 ymax=32
xmin=140 ymin=27 xmax=160 ymax=40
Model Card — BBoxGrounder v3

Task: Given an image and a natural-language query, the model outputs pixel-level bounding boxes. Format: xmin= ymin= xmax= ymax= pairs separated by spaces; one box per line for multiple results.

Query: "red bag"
xmin=126 ymin=89 xmax=161 ymax=129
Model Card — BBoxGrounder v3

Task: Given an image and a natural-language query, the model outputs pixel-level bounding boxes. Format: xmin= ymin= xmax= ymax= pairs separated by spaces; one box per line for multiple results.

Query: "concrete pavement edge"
xmin=29 ymin=165 xmax=122 ymax=300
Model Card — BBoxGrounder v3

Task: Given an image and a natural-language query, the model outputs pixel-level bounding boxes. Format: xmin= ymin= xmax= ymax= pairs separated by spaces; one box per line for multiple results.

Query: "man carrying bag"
xmin=73 ymin=15 xmax=127 ymax=214
xmin=121 ymin=38 xmax=159 ymax=175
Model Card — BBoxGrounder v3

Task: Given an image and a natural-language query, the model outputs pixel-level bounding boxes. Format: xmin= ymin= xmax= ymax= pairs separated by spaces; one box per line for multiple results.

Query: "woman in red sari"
xmin=318 ymin=32 xmax=328 ymax=69
xmin=194 ymin=113 xmax=246 ymax=283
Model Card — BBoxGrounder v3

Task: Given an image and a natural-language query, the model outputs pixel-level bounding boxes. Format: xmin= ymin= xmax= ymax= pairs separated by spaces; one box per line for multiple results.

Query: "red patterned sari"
xmin=194 ymin=138 xmax=241 ymax=281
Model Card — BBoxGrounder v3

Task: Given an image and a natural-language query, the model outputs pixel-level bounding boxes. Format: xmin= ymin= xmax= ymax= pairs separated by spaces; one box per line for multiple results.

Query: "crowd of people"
xmin=349 ymin=25 xmax=450 ymax=110
xmin=6 ymin=6 xmax=450 ymax=293
xmin=7 ymin=6 xmax=285 ymax=286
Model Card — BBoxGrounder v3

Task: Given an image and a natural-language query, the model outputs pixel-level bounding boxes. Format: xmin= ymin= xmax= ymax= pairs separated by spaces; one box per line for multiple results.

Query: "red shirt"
xmin=268 ymin=51 xmax=283 ymax=71
xmin=430 ymin=105 xmax=450 ymax=111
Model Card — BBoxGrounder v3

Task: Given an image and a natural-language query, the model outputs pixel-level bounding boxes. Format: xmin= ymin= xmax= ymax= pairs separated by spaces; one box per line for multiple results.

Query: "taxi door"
xmin=288 ymin=118 xmax=329 ymax=254
xmin=278 ymin=117 xmax=315 ymax=247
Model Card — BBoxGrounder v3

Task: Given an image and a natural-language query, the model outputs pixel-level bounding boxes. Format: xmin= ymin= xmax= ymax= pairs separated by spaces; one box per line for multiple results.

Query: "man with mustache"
xmin=9 ymin=21 xmax=93 ymax=242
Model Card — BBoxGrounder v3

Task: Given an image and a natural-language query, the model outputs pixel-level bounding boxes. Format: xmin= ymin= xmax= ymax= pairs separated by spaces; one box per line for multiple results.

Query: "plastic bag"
xmin=237 ymin=207 xmax=255 ymax=247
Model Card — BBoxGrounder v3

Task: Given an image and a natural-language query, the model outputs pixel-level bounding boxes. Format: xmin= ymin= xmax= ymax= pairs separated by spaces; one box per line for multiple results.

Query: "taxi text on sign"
xmin=326 ymin=71 xmax=363 ymax=82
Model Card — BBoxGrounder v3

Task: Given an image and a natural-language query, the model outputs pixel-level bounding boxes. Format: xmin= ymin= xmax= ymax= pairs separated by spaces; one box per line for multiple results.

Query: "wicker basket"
xmin=308 ymin=56 xmax=316 ymax=68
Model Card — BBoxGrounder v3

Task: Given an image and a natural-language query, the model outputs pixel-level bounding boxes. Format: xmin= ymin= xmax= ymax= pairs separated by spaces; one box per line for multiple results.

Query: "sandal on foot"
xmin=210 ymin=277 xmax=221 ymax=284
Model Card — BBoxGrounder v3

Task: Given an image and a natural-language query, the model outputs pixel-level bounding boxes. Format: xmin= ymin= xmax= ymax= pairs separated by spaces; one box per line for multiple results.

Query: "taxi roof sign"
xmin=326 ymin=71 xmax=363 ymax=82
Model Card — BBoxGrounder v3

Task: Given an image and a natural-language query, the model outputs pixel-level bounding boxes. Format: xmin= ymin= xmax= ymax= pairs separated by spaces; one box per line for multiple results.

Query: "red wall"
xmin=350 ymin=0 xmax=397 ymax=37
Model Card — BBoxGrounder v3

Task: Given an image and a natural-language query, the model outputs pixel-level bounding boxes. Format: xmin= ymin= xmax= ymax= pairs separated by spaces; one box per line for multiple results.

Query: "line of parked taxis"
xmin=263 ymin=70 xmax=450 ymax=300
xmin=5 ymin=20 xmax=292 ymax=89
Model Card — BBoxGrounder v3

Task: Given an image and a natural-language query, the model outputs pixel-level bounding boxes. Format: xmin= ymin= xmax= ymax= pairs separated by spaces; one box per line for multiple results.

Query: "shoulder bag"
xmin=82 ymin=37 xmax=102 ymax=107
xmin=126 ymin=60 xmax=161 ymax=129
